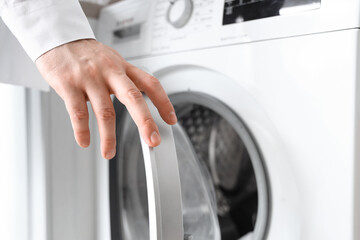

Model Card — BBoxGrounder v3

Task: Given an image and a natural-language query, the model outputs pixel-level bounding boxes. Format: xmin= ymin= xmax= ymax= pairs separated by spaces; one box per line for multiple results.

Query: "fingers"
xmin=126 ymin=65 xmax=177 ymax=125
xmin=107 ymin=73 xmax=161 ymax=147
xmin=36 ymin=39 xmax=176 ymax=158
xmin=86 ymin=85 xmax=117 ymax=159
xmin=64 ymin=90 xmax=90 ymax=148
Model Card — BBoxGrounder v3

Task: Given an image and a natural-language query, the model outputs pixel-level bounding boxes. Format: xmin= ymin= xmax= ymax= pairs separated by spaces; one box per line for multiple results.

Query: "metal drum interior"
xmin=110 ymin=92 xmax=270 ymax=240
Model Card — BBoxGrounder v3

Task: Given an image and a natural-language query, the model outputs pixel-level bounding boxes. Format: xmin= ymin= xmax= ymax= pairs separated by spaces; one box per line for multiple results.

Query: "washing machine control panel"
xmin=97 ymin=0 xmax=327 ymax=59
xmin=151 ymin=0 xmax=321 ymax=55
xmin=152 ymin=0 xmax=218 ymax=53
xmin=166 ymin=0 xmax=194 ymax=28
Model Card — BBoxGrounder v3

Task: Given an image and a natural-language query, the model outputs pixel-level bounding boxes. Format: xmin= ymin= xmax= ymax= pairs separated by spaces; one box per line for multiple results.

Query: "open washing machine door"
xmin=110 ymin=98 xmax=221 ymax=240
xmin=110 ymin=92 xmax=270 ymax=240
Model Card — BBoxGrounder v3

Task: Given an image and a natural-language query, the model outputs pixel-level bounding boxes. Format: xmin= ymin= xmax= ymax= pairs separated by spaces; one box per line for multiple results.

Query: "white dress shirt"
xmin=0 ymin=0 xmax=95 ymax=61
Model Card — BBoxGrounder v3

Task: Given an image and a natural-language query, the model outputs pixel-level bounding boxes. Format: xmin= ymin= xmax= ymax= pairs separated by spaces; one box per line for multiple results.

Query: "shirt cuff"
xmin=1 ymin=0 xmax=95 ymax=61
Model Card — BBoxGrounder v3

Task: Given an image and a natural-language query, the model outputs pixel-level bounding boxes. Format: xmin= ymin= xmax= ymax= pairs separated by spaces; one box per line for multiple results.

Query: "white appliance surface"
xmin=97 ymin=0 xmax=360 ymax=59
xmin=95 ymin=0 xmax=360 ymax=240
xmin=14 ymin=1 xmax=359 ymax=240
xmin=114 ymin=28 xmax=359 ymax=240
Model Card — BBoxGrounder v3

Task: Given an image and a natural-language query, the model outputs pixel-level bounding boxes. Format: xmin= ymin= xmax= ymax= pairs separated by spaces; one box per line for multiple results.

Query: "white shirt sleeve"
xmin=0 ymin=0 xmax=96 ymax=61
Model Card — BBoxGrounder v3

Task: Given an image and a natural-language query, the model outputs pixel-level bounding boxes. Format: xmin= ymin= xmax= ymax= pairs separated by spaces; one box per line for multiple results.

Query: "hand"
xmin=36 ymin=39 xmax=177 ymax=159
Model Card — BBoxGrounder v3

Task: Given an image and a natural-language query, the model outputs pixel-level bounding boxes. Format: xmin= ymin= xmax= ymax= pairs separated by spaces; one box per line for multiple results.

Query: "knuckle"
xmin=146 ymin=75 xmax=160 ymax=86
xmin=72 ymin=110 xmax=88 ymax=121
xmin=85 ymin=61 xmax=99 ymax=78
xmin=126 ymin=88 xmax=143 ymax=103
xmin=55 ymin=72 xmax=76 ymax=88
xmin=98 ymin=108 xmax=115 ymax=120
xmin=100 ymin=53 xmax=117 ymax=69
xmin=61 ymin=72 xmax=74 ymax=82
xmin=142 ymin=117 xmax=154 ymax=128
xmin=71 ymin=64 xmax=83 ymax=78
xmin=112 ymin=71 xmax=127 ymax=80
xmin=127 ymin=64 xmax=138 ymax=72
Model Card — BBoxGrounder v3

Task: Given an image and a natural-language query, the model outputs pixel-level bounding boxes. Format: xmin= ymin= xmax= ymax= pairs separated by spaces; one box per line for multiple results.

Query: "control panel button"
xmin=167 ymin=0 xmax=194 ymax=28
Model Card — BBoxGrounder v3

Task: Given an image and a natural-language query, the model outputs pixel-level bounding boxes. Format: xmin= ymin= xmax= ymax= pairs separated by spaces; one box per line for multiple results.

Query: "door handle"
xmin=140 ymin=98 xmax=184 ymax=240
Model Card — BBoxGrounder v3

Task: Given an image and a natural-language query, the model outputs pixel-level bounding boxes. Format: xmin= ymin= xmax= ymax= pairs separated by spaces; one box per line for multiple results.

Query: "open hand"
xmin=36 ymin=39 xmax=177 ymax=159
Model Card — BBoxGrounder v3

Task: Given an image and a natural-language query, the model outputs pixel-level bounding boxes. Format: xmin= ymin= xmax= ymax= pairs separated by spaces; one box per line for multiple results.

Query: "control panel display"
xmin=223 ymin=0 xmax=321 ymax=25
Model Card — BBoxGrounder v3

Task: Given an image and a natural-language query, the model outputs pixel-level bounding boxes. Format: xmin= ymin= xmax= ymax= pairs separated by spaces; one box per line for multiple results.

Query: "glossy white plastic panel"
xmin=96 ymin=0 xmax=153 ymax=57
xmin=140 ymin=99 xmax=184 ymax=240
xmin=126 ymin=29 xmax=360 ymax=239
xmin=97 ymin=0 xmax=360 ymax=59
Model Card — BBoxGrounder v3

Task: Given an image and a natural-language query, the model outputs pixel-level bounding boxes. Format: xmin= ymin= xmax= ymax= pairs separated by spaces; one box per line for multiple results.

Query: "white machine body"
xmin=96 ymin=0 xmax=360 ymax=239
xmin=10 ymin=1 xmax=358 ymax=240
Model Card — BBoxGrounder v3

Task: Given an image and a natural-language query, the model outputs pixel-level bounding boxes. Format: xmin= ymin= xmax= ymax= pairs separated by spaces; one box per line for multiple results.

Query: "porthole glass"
xmin=110 ymin=92 xmax=270 ymax=240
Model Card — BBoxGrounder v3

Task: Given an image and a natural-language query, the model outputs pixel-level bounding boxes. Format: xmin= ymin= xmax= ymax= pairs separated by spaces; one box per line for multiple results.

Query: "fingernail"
xmin=150 ymin=131 xmax=161 ymax=145
xmin=169 ymin=112 xmax=178 ymax=124
xmin=105 ymin=150 xmax=116 ymax=159
xmin=79 ymin=141 xmax=90 ymax=148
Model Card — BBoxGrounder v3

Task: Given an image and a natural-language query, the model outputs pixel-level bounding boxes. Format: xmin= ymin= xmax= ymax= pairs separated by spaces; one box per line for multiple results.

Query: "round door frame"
xmin=109 ymin=91 xmax=271 ymax=240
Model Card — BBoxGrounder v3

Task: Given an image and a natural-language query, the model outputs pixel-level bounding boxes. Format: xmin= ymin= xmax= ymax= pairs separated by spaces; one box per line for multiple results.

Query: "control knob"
xmin=167 ymin=0 xmax=194 ymax=28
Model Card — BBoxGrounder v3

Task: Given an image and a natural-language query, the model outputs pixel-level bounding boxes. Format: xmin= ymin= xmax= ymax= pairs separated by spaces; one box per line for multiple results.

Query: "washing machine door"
xmin=110 ymin=98 xmax=220 ymax=240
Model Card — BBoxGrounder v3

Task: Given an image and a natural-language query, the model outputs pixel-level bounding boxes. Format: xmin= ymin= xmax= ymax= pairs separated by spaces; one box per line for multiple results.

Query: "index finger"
xmin=126 ymin=65 xmax=177 ymax=125
xmin=107 ymin=72 xmax=161 ymax=147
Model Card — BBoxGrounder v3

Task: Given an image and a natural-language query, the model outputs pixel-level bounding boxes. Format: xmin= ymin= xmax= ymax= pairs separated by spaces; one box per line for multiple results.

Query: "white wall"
xmin=0 ymin=84 xmax=29 ymax=240
xmin=0 ymin=16 xmax=110 ymax=240
xmin=0 ymin=19 xmax=49 ymax=91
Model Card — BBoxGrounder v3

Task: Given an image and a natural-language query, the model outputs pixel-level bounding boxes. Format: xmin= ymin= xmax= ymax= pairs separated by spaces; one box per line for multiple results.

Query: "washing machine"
xmin=96 ymin=0 xmax=360 ymax=239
